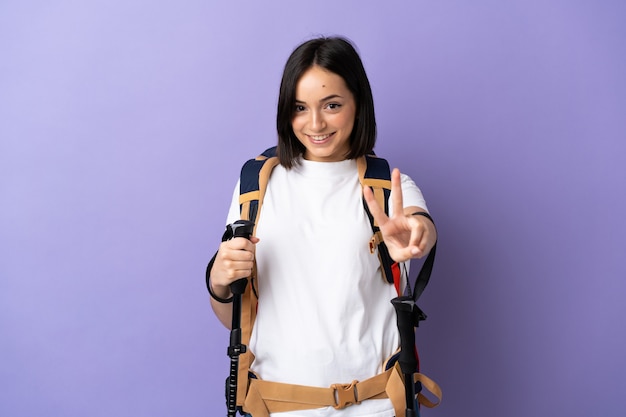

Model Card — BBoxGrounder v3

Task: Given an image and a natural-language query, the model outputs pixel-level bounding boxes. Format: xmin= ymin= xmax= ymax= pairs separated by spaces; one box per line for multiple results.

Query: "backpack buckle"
xmin=369 ymin=231 xmax=383 ymax=254
xmin=331 ymin=380 xmax=360 ymax=409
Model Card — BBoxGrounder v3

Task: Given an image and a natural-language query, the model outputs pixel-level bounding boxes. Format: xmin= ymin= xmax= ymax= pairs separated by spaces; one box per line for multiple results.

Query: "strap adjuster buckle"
xmin=369 ymin=231 xmax=383 ymax=254
xmin=331 ymin=380 xmax=360 ymax=409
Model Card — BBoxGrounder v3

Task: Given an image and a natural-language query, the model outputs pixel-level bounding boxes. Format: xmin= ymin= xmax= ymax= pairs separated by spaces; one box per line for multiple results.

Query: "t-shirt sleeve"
xmin=225 ymin=179 xmax=241 ymax=225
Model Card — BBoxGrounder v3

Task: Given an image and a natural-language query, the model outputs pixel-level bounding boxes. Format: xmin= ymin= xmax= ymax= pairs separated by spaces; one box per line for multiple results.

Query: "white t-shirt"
xmin=226 ymin=157 xmax=427 ymax=417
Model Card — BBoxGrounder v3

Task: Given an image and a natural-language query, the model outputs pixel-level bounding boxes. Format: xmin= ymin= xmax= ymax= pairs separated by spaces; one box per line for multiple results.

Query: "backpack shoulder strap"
xmin=235 ymin=146 xmax=279 ymax=408
xmin=239 ymin=147 xmax=280 ymax=228
xmin=357 ymin=154 xmax=403 ymax=293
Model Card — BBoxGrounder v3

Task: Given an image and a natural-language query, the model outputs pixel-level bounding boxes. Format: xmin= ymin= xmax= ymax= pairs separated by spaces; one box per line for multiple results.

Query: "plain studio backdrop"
xmin=1 ymin=1 xmax=625 ymax=416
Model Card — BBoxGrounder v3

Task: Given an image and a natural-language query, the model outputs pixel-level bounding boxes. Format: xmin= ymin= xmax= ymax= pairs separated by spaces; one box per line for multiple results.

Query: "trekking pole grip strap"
xmin=410 ymin=211 xmax=437 ymax=302
xmin=206 ymin=252 xmax=234 ymax=303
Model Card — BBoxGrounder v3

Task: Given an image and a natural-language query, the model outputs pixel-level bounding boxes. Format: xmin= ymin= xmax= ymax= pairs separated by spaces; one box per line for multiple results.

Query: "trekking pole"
xmin=391 ymin=296 xmax=426 ymax=417
xmin=225 ymin=220 xmax=255 ymax=417
xmin=390 ymin=214 xmax=437 ymax=416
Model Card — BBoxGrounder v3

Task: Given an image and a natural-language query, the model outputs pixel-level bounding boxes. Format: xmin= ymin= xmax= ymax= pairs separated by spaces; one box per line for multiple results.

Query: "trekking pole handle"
xmin=391 ymin=296 xmax=418 ymax=416
xmin=225 ymin=220 xmax=254 ymax=417
xmin=391 ymin=296 xmax=419 ymax=373
xmin=228 ymin=220 xmax=255 ymax=295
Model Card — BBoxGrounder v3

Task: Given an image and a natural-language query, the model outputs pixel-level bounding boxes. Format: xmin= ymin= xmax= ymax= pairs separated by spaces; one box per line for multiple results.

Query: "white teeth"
xmin=310 ymin=134 xmax=331 ymax=141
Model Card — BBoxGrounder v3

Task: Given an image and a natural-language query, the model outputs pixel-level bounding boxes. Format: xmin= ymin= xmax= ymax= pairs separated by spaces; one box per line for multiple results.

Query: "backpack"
xmin=216 ymin=147 xmax=441 ymax=416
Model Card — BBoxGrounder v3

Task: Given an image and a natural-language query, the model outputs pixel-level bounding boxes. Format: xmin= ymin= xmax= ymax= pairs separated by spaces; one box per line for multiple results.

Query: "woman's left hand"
xmin=363 ymin=168 xmax=436 ymax=262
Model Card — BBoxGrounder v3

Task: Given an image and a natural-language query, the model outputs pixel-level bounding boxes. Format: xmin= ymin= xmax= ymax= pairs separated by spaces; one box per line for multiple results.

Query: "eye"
xmin=326 ymin=103 xmax=342 ymax=110
xmin=294 ymin=104 xmax=306 ymax=112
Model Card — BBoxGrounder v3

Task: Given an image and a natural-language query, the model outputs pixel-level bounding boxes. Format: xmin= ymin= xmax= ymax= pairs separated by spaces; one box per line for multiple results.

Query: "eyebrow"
xmin=295 ymin=94 xmax=343 ymax=104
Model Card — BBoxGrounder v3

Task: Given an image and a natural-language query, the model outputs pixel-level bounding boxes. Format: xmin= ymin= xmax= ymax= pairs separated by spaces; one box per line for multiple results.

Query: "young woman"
xmin=207 ymin=36 xmax=437 ymax=417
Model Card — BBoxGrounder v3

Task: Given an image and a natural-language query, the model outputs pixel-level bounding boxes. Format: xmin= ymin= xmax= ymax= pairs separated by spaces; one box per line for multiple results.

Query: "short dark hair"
xmin=276 ymin=36 xmax=377 ymax=168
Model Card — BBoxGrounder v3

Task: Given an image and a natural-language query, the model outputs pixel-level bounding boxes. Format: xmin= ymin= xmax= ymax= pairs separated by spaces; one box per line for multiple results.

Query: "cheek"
xmin=338 ymin=114 xmax=356 ymax=132
xmin=291 ymin=116 xmax=304 ymax=132
xmin=337 ymin=106 xmax=357 ymax=129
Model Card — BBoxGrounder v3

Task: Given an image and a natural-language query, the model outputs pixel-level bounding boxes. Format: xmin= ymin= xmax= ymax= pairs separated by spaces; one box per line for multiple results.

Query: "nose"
xmin=309 ymin=109 xmax=326 ymax=132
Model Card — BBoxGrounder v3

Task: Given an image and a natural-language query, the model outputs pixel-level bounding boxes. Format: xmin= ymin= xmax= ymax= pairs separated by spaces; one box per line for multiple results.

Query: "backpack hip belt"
xmin=242 ymin=361 xmax=441 ymax=417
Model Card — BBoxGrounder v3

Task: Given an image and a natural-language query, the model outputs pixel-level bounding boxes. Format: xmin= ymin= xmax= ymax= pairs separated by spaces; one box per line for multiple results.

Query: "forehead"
xmin=295 ymin=66 xmax=351 ymax=98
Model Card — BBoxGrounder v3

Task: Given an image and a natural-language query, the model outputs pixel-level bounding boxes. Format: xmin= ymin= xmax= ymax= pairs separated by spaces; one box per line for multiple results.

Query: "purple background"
xmin=1 ymin=1 xmax=625 ymax=416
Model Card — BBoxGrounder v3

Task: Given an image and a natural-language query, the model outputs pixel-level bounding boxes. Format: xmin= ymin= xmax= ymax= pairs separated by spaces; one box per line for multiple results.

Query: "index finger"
xmin=363 ymin=184 xmax=389 ymax=227
xmin=390 ymin=168 xmax=404 ymax=218
xmin=225 ymin=236 xmax=255 ymax=251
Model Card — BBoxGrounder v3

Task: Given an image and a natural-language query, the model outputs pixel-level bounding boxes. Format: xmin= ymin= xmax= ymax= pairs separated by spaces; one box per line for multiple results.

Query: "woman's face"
xmin=291 ymin=66 xmax=356 ymax=162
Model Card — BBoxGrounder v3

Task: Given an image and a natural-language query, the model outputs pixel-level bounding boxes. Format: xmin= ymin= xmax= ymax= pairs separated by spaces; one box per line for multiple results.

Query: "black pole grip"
xmin=391 ymin=296 xmax=418 ymax=373
xmin=392 ymin=296 xmax=419 ymax=416
xmin=228 ymin=220 xmax=254 ymax=295
xmin=230 ymin=219 xmax=254 ymax=239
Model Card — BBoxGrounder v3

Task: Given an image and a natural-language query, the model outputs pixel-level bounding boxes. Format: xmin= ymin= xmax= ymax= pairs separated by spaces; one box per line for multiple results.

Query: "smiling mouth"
xmin=308 ymin=133 xmax=333 ymax=142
